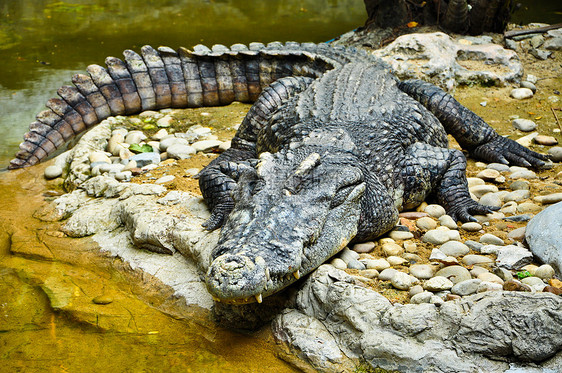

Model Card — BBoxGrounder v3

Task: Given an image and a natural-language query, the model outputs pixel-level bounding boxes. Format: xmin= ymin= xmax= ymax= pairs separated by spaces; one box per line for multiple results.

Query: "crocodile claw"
xmin=447 ymin=200 xmax=500 ymax=223
xmin=472 ymin=136 xmax=550 ymax=169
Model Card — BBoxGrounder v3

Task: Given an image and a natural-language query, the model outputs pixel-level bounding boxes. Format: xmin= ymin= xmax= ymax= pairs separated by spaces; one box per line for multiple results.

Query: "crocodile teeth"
xmin=255 ymin=294 xmax=263 ymax=303
xmin=293 ymin=270 xmax=300 ymax=280
xmin=265 ymin=267 xmax=270 ymax=281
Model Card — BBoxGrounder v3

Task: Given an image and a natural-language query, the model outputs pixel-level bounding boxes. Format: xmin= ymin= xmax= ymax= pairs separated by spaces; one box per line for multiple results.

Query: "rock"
xmin=422 ymin=229 xmax=452 ymax=245
xmin=534 ymin=135 xmax=558 ymax=146
xmin=464 ymin=240 xmax=483 ymax=252
xmin=352 ymin=241 xmax=375 ymax=253
xmin=403 ymin=240 xmax=417 ymax=253
xmin=339 ymin=247 xmax=360 ymax=264
xmin=544 ymin=286 xmax=562 ymax=295
xmin=548 ymin=146 xmax=562 ymax=162
xmin=434 ymin=266 xmax=472 ymax=284
xmin=535 ymin=264 xmax=555 ymax=280
xmin=530 ymin=48 xmax=552 ymax=60
xmin=477 ymin=273 xmax=504 ymax=285
xmin=470 ymin=266 xmax=489 ymax=277
xmin=403 ymin=253 xmax=422 ymax=264
xmin=494 ymin=267 xmax=513 ymax=282
xmin=125 ymin=130 xmax=146 ymax=144
xmin=391 ymin=272 xmax=417 ymax=290
xmin=160 ymin=137 xmax=189 ymax=151
xmin=409 ymin=284 xmax=424 ymax=297
xmin=510 ymin=169 xmax=537 ymax=180
xmin=439 ymin=241 xmax=469 ymax=257
xmin=192 ymin=139 xmax=222 ymax=153
xmin=361 ymin=269 xmax=379 ymax=279
xmin=510 ymin=180 xmax=530 ymax=190
xmin=399 ymin=211 xmax=429 ymax=219
xmin=107 ymin=133 xmax=125 ymax=155
xmin=504 ymin=189 xmax=530 ymax=202
xmin=476 ymin=169 xmax=500 ymax=180
xmin=130 ymin=152 xmax=161 ymax=167
xmin=496 ymin=246 xmax=533 ymax=270
xmin=477 ymin=281 xmax=503 ymax=292
xmin=534 ymin=193 xmax=562 ymax=204
xmin=460 ymin=222 xmax=482 ymax=232
xmin=520 ymin=81 xmax=537 ymax=93
xmin=438 ymin=215 xmax=457 ymax=229
xmin=156 ymin=115 xmax=173 ymax=128
xmin=92 ymin=295 xmax=114 ymax=305
xmin=462 ymin=255 xmax=494 ymax=266
xmin=155 ymin=175 xmax=175 ymax=184
xmin=410 ymin=291 xmax=433 ymax=304
xmin=429 ymin=248 xmax=447 ymax=261
xmin=504 ymin=214 xmax=533 ymax=222
xmin=167 ymin=144 xmax=196 ymax=159
xmin=416 ymin=216 xmax=437 ymax=231
xmin=364 ymin=258 xmax=390 ymax=271
xmin=409 ymin=264 xmax=437 ymax=279
xmin=152 ymin=128 xmax=169 ymax=140
xmin=424 ymin=204 xmax=446 ymax=218
xmin=507 ymin=226 xmax=526 ymax=241
xmin=379 ymin=268 xmax=398 ymax=281
xmin=387 ymin=229 xmax=413 ymax=240
xmin=347 ymin=259 xmax=366 ymax=270
xmin=424 ymin=276 xmax=453 ymax=291
xmin=44 ymin=165 xmax=63 ymax=179
xmin=330 ymin=258 xmax=347 ymax=270
xmin=479 ymin=193 xmax=502 ymax=208
xmin=516 ymin=202 xmax=541 ymax=214
xmin=467 ymin=177 xmax=485 ymax=187
xmin=382 ymin=242 xmax=404 ymax=257
xmin=521 ymin=276 xmax=546 ymax=291
xmin=510 ymin=88 xmax=534 ymax=99
xmin=503 ymin=279 xmax=532 ymax=292
xmin=479 ymin=233 xmax=504 ymax=246
xmin=451 ymin=279 xmax=482 ymax=296
xmin=470 ymin=185 xmax=499 ymax=198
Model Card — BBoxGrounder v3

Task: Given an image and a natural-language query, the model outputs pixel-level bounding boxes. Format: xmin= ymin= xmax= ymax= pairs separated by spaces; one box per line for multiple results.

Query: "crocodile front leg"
xmin=398 ymin=79 xmax=549 ymax=168
xmin=400 ymin=143 xmax=497 ymax=222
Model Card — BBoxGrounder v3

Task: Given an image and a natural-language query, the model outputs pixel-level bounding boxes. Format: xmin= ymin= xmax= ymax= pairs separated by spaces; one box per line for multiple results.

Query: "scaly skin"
xmin=10 ymin=42 xmax=547 ymax=306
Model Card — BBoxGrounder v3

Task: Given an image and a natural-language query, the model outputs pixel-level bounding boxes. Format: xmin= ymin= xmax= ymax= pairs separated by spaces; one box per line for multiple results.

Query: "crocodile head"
xmin=206 ymin=149 xmax=365 ymax=304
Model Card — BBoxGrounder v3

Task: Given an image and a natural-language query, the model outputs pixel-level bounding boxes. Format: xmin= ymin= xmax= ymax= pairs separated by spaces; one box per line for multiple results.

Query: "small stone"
xmin=364 ymin=259 xmax=390 ymax=271
xmin=467 ymin=177 xmax=485 ymax=187
xmin=347 ymin=259 xmax=366 ymax=270
xmin=107 ymin=133 xmax=125 ymax=155
xmin=533 ymin=193 xmax=562 ymax=204
xmin=479 ymin=233 xmax=504 ymax=246
xmin=409 ymin=264 xmax=437 ymax=279
xmin=429 ymin=248 xmax=447 ymax=261
xmin=439 ymin=241 xmax=469 ymax=257
xmin=504 ymin=189 xmax=530 ymax=202
xmin=462 ymin=255 xmax=494 ymax=266
xmin=339 ymin=247 xmax=360 ymax=264
xmin=167 ymin=144 xmax=196 ymax=160
xmin=156 ymin=115 xmax=174 ymax=128
xmin=548 ymin=146 xmax=562 ymax=162
xmin=477 ymin=281 xmax=503 ymax=292
xmin=424 ymin=204 xmax=446 ymax=218
xmin=477 ymin=272 xmax=504 ymax=285
xmin=516 ymin=202 xmax=541 ymax=214
xmin=192 ymin=140 xmax=222 ymax=153
xmin=115 ymin=171 xmax=132 ymax=181
xmin=416 ymin=216 xmax=437 ymax=231
xmin=520 ymin=80 xmax=537 ymax=93
xmin=352 ymin=242 xmax=375 ymax=253
xmin=476 ymin=169 xmax=500 ymax=180
xmin=510 ymin=169 xmax=537 ymax=180
xmin=487 ymin=163 xmax=511 ymax=172
xmin=388 ymin=230 xmax=414 ymax=240
xmin=155 ymin=175 xmax=175 ymax=184
xmin=379 ymin=268 xmax=398 ymax=281
xmin=119 ymin=147 xmax=134 ymax=160
xmin=464 ymin=240 xmax=483 ymax=252
xmin=494 ymin=267 xmax=513 ymax=282
xmin=160 ymin=137 xmax=189 ymax=151
xmin=461 ymin=222 xmax=482 ymax=232
xmin=530 ymin=48 xmax=552 ymax=60
xmin=152 ymin=128 xmax=169 ymax=140
xmin=509 ymin=180 xmax=530 ymax=191
xmin=92 ymin=295 xmax=113 ymax=305
xmin=130 ymin=152 xmax=161 ymax=167
xmin=410 ymin=291 xmax=433 ymax=304
xmin=139 ymin=110 xmax=159 ymax=118
xmin=521 ymin=276 xmax=546 ymax=291
xmin=89 ymin=151 xmax=111 ymax=164
xmin=434 ymin=266 xmax=472 ymax=284
xmin=507 ymin=227 xmax=526 ymax=241
xmin=423 ymin=276 xmax=453 ymax=292
xmin=403 ymin=240 xmax=417 ymax=253
xmin=44 ymin=165 xmax=63 ymax=179
xmin=521 ymin=264 xmax=539 ymax=276
xmin=451 ymin=279 xmax=482 ymax=296
xmin=533 ymin=135 xmax=558 ymax=146
xmin=479 ymin=193 xmax=502 ymax=208
xmin=219 ymin=141 xmax=232 ymax=152
xmin=544 ymin=286 xmax=562 ymax=295
xmin=496 ymin=246 xmax=533 ymax=269
xmin=409 ymin=285 xmax=424 ymax=297
xmin=387 ymin=256 xmax=408 ymax=266
xmin=125 ymin=130 xmax=146 ymax=144
xmin=510 ymin=88 xmax=534 ymax=100
xmin=512 ymin=118 xmax=537 ymax=132
xmin=470 ymin=266 xmax=489 ymax=278
xmin=422 ymin=229 xmax=451 ymax=245
xmin=403 ymin=253 xmax=422 ymax=264
xmin=535 ymin=264 xmax=555 ymax=280
xmin=429 ymin=296 xmax=445 ymax=306
xmin=361 ymin=269 xmax=380 ymax=279
xmin=399 ymin=211 xmax=429 ymax=219
xmin=469 ymin=185 xmax=499 ymax=198
xmin=503 ymin=279 xmax=532 ymax=292
xmin=500 ymin=202 xmax=517 ymax=215
xmin=438 ymin=215 xmax=457 ymax=229
xmin=382 ymin=242 xmax=404 ymax=257
xmin=331 ymin=258 xmax=347 ymax=270
xmin=391 ymin=271 xmax=416 ymax=290
xmin=123 ymin=160 xmax=137 ymax=171
xmin=504 ymin=214 xmax=533 ymax=222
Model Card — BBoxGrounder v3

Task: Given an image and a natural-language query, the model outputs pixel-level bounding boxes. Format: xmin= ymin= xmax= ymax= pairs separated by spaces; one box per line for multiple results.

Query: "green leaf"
xmin=129 ymin=143 xmax=153 ymax=153
xmin=516 ymin=270 xmax=531 ymax=280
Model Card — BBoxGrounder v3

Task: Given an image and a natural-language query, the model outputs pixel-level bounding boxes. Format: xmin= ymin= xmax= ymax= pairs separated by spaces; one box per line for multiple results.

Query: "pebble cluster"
xmin=332 ymin=159 xmax=562 ymax=305
xmin=44 ymin=110 xmax=231 ymax=183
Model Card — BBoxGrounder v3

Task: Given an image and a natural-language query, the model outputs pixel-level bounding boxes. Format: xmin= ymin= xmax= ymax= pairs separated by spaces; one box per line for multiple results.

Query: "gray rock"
xmin=462 ymin=255 xmax=494 ymax=266
xmin=363 ymin=258 xmax=390 ymax=271
xmin=526 ymin=202 xmax=562 ymax=274
xmin=521 ymin=276 xmax=546 ymax=290
xmin=504 ymin=189 xmax=530 ymax=202
xmin=534 ymin=193 xmax=562 ymax=205
xmin=439 ymin=241 xmax=469 ymax=257
xmin=167 ymin=144 xmax=196 ymax=159
xmin=438 ymin=215 xmax=457 ymax=229
xmin=424 ymin=276 xmax=453 ymax=291
xmin=510 ymin=169 xmax=537 ymax=179
xmin=130 ymin=152 xmax=161 ymax=167
xmin=512 ymin=118 xmax=537 ymax=131
xmin=535 ymin=264 xmax=555 ymax=280
xmin=379 ymin=268 xmax=398 ymax=281
xmin=44 ymin=165 xmax=63 ymax=179
xmin=507 ymin=226 xmax=526 ymax=241
xmin=155 ymin=175 xmax=175 ymax=184
xmin=477 ymin=281 xmax=503 ymax=292
xmin=470 ymin=184 xmax=499 ymax=198
xmin=409 ymin=264 xmax=437 ymax=279
xmin=496 ymin=245 xmax=534 ymax=270
xmin=517 ymin=202 xmax=541 ymax=214
xmin=159 ymin=137 xmax=189 ymax=151
xmin=544 ymin=36 xmax=562 ymax=50
xmin=424 ymin=204 xmax=446 ymax=218
xmin=347 ymin=259 xmax=366 ymax=270
xmin=391 ymin=272 xmax=416 ymax=290
xmin=434 ymin=265 xmax=472 ymax=284
xmin=520 ymin=81 xmax=537 ymax=93
xmin=352 ymin=241 xmax=375 ymax=253
xmin=480 ymin=233 xmax=504 ymax=246
xmin=339 ymin=247 xmax=360 ymax=264
xmin=479 ymin=193 xmax=502 ymax=208
xmin=451 ymin=279 xmax=482 ymax=296
xmin=330 ymin=258 xmax=347 ymax=270
xmin=416 ymin=216 xmax=437 ymax=231
xmin=410 ymin=291 xmax=433 ymax=304
xmin=504 ymin=214 xmax=533 ymax=222
xmin=461 ymin=222 xmax=482 ymax=232
xmin=530 ymin=48 xmax=552 ymax=60
xmin=191 ymin=139 xmax=222 ymax=153
xmin=487 ymin=163 xmax=511 ymax=172
xmin=510 ymin=88 xmax=534 ymax=100
xmin=464 ymin=240 xmax=483 ymax=252
xmin=510 ymin=180 xmax=530 ymax=190
xmin=422 ymin=229 xmax=452 ymax=245
xmin=429 ymin=248 xmax=447 ymax=261
xmin=548 ymin=146 xmax=562 ymax=162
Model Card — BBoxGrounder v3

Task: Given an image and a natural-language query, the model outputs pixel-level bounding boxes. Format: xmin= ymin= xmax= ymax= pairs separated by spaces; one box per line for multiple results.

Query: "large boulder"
xmin=526 ymin=201 xmax=562 ymax=274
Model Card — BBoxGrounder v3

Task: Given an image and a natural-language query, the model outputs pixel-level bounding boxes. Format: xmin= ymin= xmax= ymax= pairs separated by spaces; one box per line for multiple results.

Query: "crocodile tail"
xmin=9 ymin=42 xmax=377 ymax=170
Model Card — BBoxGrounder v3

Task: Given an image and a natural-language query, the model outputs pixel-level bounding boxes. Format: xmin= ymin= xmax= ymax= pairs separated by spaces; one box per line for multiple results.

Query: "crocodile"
xmin=9 ymin=42 xmax=548 ymax=305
